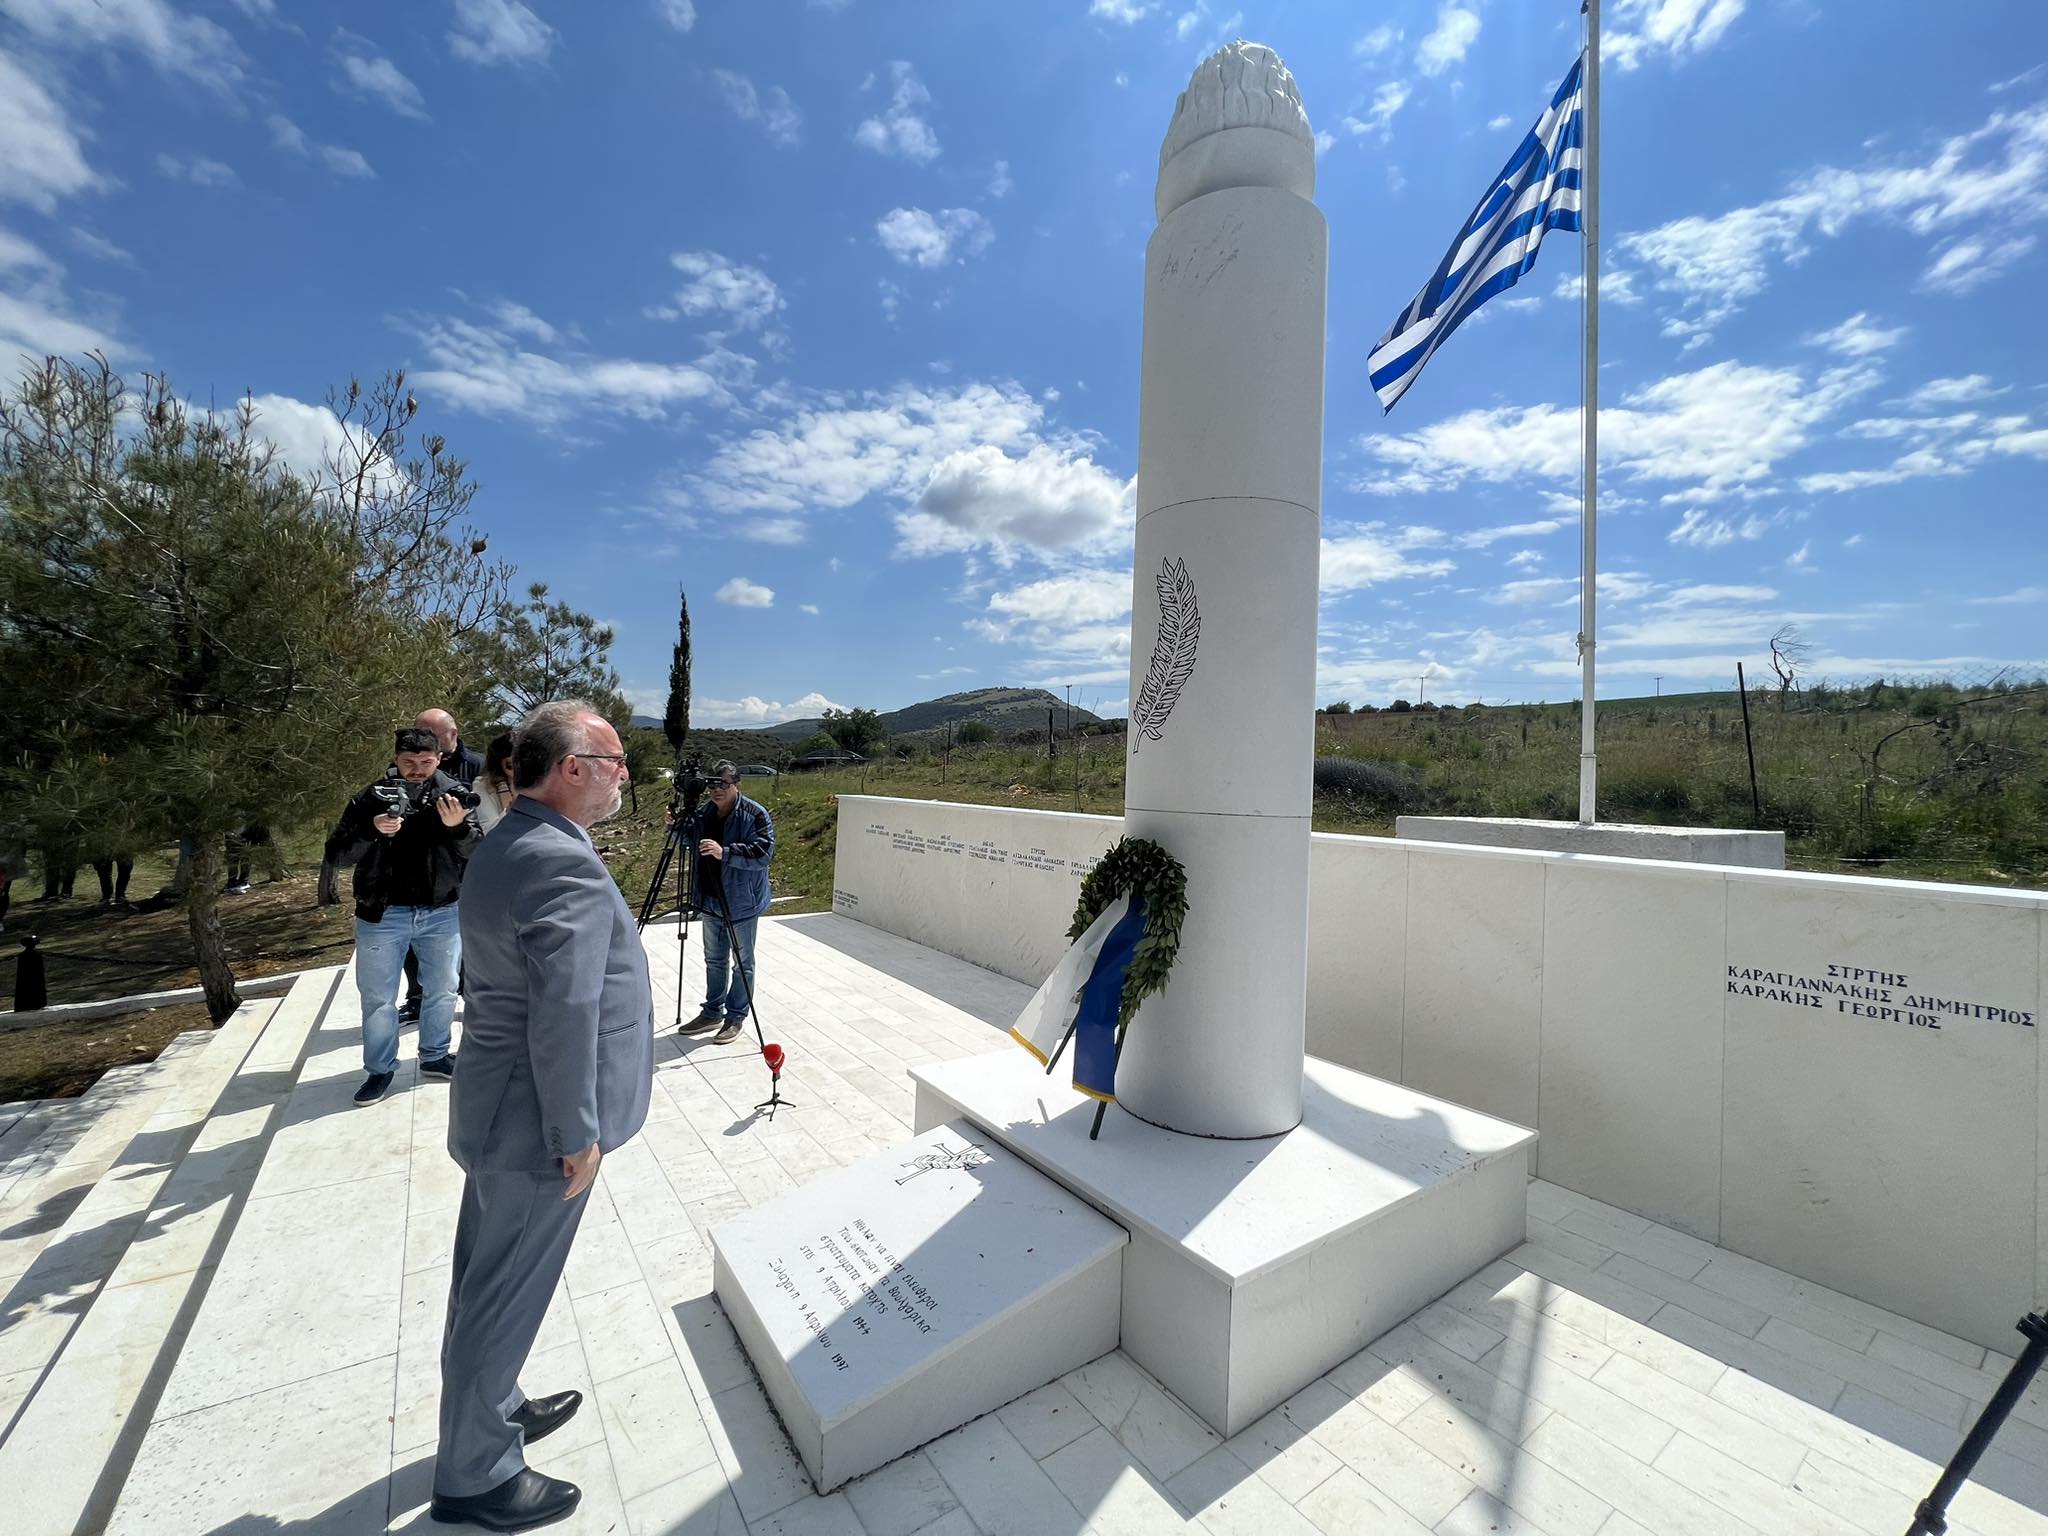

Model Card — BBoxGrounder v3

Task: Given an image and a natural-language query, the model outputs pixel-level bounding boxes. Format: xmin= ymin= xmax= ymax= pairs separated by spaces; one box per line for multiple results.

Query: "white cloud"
xmin=1321 ymin=526 xmax=1458 ymax=594
xmin=717 ymin=577 xmax=775 ymax=608
xmin=1908 ymin=374 xmax=2009 ymax=406
xmin=986 ymin=570 xmax=1131 ymax=629
xmin=0 ymin=227 xmax=122 ymax=362
xmin=1806 ymin=311 xmax=1906 ymax=357
xmin=712 ymin=70 xmax=801 ymax=146
xmin=268 ymin=114 xmax=308 ymax=154
xmin=1623 ymin=102 xmax=2048 ymax=333
xmin=1359 ymin=360 xmax=1879 ymax=503
xmin=1506 ymin=549 xmax=1543 ymax=568
xmin=411 ymin=303 xmax=732 ymax=425
xmin=237 ymin=393 xmax=377 ymax=484
xmin=1344 ymin=81 xmax=1411 ymax=142
xmin=1969 ymin=586 xmax=2046 ymax=605
xmin=658 ymin=251 xmax=783 ymax=332
xmin=988 ymin=160 xmax=1013 ymax=199
xmin=2 ymin=0 xmax=244 ymax=90
xmin=695 ymin=380 xmax=1129 ymax=560
xmin=1921 ymin=233 xmax=2037 ymax=294
xmin=856 ymin=61 xmax=940 ymax=163
xmin=1089 ymin=0 xmax=1151 ymax=20
xmin=1786 ymin=540 xmax=1813 ymax=569
xmin=1487 ymin=114 xmax=1512 ymax=131
xmin=318 ymin=144 xmax=375 ymax=178
xmin=799 ymin=603 xmax=821 ymax=616
xmin=449 ymin=0 xmax=556 ymax=67
xmin=876 ymin=207 xmax=993 ymax=268
xmin=1607 ymin=0 xmax=1748 ymax=70
xmin=656 ymin=0 xmax=696 ymax=30
xmin=1114 ymin=71 xmax=1129 ymax=88
xmin=155 ymin=153 xmax=238 ymax=188
xmin=336 ymin=37 xmax=429 ymax=120
xmin=1667 ymin=509 xmax=1788 ymax=547
xmin=1416 ymin=5 xmax=1480 ymax=77
xmin=695 ymin=691 xmax=843 ymax=727
xmin=0 ymin=49 xmax=101 ymax=212
xmin=1354 ymin=25 xmax=1402 ymax=58
xmin=1313 ymin=130 xmax=1335 ymax=158
xmin=899 ymin=444 xmax=1130 ymax=561
xmin=1554 ymin=269 xmax=1641 ymax=305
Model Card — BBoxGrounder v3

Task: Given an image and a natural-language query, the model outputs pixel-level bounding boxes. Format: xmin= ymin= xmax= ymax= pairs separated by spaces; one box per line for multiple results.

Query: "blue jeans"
xmin=701 ymin=910 xmax=758 ymax=1021
xmin=356 ymin=905 xmax=460 ymax=1075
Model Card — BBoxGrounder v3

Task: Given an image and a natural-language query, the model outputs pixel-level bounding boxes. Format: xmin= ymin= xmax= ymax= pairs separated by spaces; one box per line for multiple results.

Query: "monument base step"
xmin=711 ymin=1120 xmax=1126 ymax=1494
xmin=912 ymin=1050 xmax=1537 ymax=1437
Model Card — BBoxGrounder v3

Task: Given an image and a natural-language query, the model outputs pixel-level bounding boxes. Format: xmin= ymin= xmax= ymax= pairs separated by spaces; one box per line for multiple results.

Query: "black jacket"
xmin=325 ymin=770 xmax=484 ymax=923
xmin=442 ymin=740 xmax=484 ymax=786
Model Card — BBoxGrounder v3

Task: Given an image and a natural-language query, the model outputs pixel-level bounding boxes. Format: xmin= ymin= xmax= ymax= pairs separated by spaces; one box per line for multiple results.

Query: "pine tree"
xmin=0 ymin=357 xmax=503 ymax=1022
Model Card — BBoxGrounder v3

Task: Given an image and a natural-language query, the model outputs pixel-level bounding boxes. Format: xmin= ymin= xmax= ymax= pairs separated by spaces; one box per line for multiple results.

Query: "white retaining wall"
xmin=832 ymin=795 xmax=2048 ymax=1349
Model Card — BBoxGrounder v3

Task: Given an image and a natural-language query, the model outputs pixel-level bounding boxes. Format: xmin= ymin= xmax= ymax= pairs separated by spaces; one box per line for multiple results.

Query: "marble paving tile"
xmin=594 ymin=1356 xmax=720 ymax=1502
xmin=154 ymin=1172 xmax=408 ymax=1419
xmin=1294 ymin=1466 xmax=1435 ymax=1536
xmin=572 ymin=1278 xmax=673 ymax=1385
xmin=623 ymin=1463 xmax=749 ymax=1536
xmin=1165 ymin=1445 xmax=1321 ymax=1536
xmin=995 ymin=1380 xmax=1096 ymax=1461
xmin=108 ymin=1354 xmax=395 ymax=1535
xmin=843 ymin=1447 xmax=960 ymax=1535
xmin=1039 ymin=1425 xmax=1188 ymax=1534
xmin=925 ymin=1411 xmax=1084 ymax=1536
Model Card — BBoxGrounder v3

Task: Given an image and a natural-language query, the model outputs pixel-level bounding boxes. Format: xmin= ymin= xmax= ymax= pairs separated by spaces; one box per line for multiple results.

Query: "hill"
xmin=764 ymin=687 xmax=1107 ymax=743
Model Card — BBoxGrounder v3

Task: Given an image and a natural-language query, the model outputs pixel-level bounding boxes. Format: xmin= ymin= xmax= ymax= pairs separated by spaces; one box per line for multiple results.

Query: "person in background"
xmin=92 ymin=850 xmax=136 ymax=908
xmin=675 ymin=760 xmax=777 ymax=1046
xmin=475 ymin=733 xmax=518 ymax=834
xmin=325 ymin=727 xmax=482 ymax=1105
xmin=403 ymin=706 xmax=484 ymax=1023
xmin=0 ymin=857 xmax=11 ymax=933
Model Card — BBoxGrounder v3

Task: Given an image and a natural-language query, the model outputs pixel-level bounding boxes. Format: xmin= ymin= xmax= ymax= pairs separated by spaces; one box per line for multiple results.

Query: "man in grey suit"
xmin=432 ymin=700 xmax=653 ymax=1531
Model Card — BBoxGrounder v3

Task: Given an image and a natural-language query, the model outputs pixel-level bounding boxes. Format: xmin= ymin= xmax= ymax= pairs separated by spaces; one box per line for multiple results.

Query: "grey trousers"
xmin=435 ymin=1167 xmax=590 ymax=1497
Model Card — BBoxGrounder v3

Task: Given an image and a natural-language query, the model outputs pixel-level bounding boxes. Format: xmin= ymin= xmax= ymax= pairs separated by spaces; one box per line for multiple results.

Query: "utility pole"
xmin=1654 ymin=675 xmax=1663 ymax=699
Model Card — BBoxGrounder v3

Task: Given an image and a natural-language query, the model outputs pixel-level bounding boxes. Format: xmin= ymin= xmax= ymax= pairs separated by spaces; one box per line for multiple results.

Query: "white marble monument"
xmin=718 ymin=39 xmax=1538 ymax=1477
xmin=1119 ymin=41 xmax=1326 ymax=1140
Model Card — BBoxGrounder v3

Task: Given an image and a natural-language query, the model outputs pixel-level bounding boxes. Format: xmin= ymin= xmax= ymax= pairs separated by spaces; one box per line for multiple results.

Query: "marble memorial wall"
xmin=833 ymin=795 xmax=2048 ymax=1349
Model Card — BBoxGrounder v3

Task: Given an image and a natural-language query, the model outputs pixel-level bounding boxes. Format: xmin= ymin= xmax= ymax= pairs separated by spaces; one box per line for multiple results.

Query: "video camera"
xmin=670 ymin=755 xmax=713 ymax=819
xmin=372 ymin=765 xmax=479 ymax=821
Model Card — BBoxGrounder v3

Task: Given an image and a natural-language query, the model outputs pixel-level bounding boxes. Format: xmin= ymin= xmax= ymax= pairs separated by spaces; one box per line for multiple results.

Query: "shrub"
xmin=1312 ymin=757 xmax=1417 ymax=807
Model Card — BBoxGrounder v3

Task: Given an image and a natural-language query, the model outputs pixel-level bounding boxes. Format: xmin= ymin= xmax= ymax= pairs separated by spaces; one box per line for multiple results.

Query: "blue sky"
xmin=2 ymin=0 xmax=2043 ymax=725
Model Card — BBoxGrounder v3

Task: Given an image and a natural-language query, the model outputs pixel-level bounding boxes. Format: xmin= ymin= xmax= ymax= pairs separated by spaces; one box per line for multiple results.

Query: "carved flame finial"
xmin=1156 ymin=40 xmax=1315 ymax=220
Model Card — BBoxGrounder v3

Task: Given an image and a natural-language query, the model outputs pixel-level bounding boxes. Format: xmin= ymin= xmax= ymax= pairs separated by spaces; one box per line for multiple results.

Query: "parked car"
xmin=738 ymin=763 xmax=779 ymax=778
xmin=790 ymin=750 xmax=867 ymax=771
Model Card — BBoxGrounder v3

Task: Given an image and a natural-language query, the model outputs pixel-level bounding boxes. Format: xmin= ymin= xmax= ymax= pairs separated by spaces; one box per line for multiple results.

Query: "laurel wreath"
xmin=1067 ymin=836 xmax=1188 ymax=1034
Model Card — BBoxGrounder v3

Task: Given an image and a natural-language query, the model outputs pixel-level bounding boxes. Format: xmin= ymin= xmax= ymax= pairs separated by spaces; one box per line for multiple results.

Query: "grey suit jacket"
xmin=451 ymin=799 xmax=654 ymax=1173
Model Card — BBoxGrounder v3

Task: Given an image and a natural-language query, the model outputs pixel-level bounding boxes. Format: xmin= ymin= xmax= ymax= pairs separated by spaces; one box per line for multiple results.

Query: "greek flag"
xmin=1367 ymin=54 xmax=1586 ymax=413
xmin=1009 ymin=893 xmax=1149 ymax=1104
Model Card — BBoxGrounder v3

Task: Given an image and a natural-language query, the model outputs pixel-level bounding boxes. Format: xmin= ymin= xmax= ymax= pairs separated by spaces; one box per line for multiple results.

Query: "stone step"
xmin=0 ymin=967 xmax=343 ymax=1536
xmin=101 ymin=969 xmax=387 ymax=1536
xmin=0 ymin=1040 xmax=231 ymax=1290
xmin=0 ymin=1014 xmax=264 ymax=1430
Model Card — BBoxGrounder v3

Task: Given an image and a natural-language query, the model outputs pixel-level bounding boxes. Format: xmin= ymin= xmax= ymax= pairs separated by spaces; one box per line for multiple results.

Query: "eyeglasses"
xmin=570 ymin=753 xmax=629 ymax=769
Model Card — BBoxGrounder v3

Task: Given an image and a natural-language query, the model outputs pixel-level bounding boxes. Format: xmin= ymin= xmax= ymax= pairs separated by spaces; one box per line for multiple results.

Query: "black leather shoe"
xmin=511 ymin=1388 xmax=582 ymax=1445
xmin=353 ymin=1072 xmax=393 ymax=1105
xmin=430 ymin=1468 xmax=580 ymax=1531
xmin=419 ymin=1052 xmax=457 ymax=1081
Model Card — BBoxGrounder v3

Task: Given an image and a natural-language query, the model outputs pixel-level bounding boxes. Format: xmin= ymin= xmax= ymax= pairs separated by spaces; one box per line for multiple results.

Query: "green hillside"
xmin=763 ymin=687 xmax=1107 ymax=743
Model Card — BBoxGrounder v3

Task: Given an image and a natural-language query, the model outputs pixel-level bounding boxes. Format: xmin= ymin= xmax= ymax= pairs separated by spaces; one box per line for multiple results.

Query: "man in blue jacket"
xmin=677 ymin=760 xmax=776 ymax=1045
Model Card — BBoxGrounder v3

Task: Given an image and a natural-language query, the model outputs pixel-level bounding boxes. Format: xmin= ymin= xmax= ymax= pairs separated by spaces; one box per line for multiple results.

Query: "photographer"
xmin=676 ymin=761 xmax=776 ymax=1045
xmin=326 ymin=727 xmax=483 ymax=1105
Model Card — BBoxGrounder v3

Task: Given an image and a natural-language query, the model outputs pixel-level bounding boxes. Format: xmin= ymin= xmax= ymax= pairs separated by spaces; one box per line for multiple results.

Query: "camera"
xmin=373 ymin=767 xmax=479 ymax=818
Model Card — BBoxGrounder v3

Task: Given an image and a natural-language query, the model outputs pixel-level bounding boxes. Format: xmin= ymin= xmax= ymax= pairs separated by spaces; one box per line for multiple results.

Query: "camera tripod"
xmin=637 ymin=763 xmax=792 ymax=1120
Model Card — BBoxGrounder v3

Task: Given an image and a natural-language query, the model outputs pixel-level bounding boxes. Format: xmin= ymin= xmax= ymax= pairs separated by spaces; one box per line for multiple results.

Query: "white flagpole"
xmin=1577 ymin=0 xmax=1601 ymax=825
